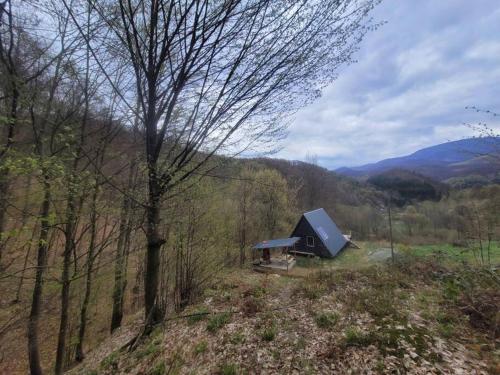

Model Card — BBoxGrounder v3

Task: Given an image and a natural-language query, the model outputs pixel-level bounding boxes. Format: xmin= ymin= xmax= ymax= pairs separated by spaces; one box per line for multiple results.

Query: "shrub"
xmin=100 ymin=351 xmax=120 ymax=370
xmin=295 ymin=336 xmax=306 ymax=350
xmin=435 ymin=311 xmax=458 ymax=325
xmin=349 ymin=287 xmax=406 ymax=323
xmin=260 ymin=326 xmax=276 ymax=342
xmin=298 ymin=282 xmax=327 ymax=300
xmin=135 ymin=339 xmax=161 ymax=359
xmin=344 ymin=324 xmax=431 ymax=358
xmin=194 ymin=340 xmax=208 ymax=355
xmin=187 ymin=307 xmax=209 ymax=325
xmin=207 ymin=312 xmax=231 ymax=333
xmin=148 ymin=361 xmax=166 ymax=375
xmin=314 ymin=311 xmax=339 ymax=329
xmin=438 ymin=323 xmax=455 ymax=338
xmin=251 ymin=286 xmax=267 ymax=298
xmin=241 ymin=296 xmax=263 ymax=317
xmin=219 ymin=362 xmax=238 ymax=375
xmin=441 ymin=268 xmax=500 ymax=337
xmin=442 ymin=279 xmax=461 ymax=302
xmin=343 ymin=327 xmax=374 ymax=347
xmin=229 ymin=331 xmax=245 ymax=345
xmin=458 ymin=287 xmax=500 ymax=337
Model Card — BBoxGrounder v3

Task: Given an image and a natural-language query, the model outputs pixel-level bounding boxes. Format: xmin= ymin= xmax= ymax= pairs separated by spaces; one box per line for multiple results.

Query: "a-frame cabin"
xmin=290 ymin=208 xmax=348 ymax=258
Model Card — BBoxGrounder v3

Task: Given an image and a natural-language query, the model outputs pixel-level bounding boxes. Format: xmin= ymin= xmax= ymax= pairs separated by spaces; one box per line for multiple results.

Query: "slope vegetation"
xmin=70 ymin=249 xmax=498 ymax=375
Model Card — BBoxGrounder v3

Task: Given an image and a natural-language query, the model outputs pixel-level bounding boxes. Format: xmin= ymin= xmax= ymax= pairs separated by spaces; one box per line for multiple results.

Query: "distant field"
xmin=293 ymin=241 xmax=500 ymax=272
xmin=405 ymin=242 xmax=500 ymax=265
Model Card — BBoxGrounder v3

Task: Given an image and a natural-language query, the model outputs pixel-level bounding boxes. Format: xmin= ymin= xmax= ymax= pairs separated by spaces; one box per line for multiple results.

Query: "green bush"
xmin=100 ymin=351 xmax=120 ymax=370
xmin=148 ymin=361 xmax=166 ymax=375
xmin=250 ymin=286 xmax=267 ymax=298
xmin=229 ymin=331 xmax=245 ymax=345
xmin=343 ymin=327 xmax=374 ymax=347
xmin=187 ymin=307 xmax=209 ymax=325
xmin=241 ymin=296 xmax=264 ymax=317
xmin=260 ymin=326 xmax=276 ymax=342
xmin=438 ymin=323 xmax=455 ymax=338
xmin=207 ymin=312 xmax=231 ymax=333
xmin=343 ymin=324 xmax=431 ymax=358
xmin=299 ymin=282 xmax=327 ymax=300
xmin=314 ymin=311 xmax=339 ymax=329
xmin=135 ymin=339 xmax=161 ymax=359
xmin=219 ymin=362 xmax=238 ymax=375
xmin=349 ymin=286 xmax=406 ymax=324
xmin=442 ymin=279 xmax=461 ymax=302
xmin=194 ymin=340 xmax=208 ymax=355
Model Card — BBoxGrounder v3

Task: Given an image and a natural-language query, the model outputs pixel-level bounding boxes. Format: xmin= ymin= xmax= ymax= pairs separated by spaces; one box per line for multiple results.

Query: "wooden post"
xmin=286 ymin=247 xmax=289 ymax=272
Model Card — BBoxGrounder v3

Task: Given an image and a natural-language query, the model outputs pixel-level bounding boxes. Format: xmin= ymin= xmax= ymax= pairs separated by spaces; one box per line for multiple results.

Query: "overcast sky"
xmin=275 ymin=0 xmax=500 ymax=169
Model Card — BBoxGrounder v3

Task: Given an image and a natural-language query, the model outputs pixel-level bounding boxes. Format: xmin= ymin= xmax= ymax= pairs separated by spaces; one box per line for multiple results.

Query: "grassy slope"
xmin=70 ymin=243 xmax=499 ymax=375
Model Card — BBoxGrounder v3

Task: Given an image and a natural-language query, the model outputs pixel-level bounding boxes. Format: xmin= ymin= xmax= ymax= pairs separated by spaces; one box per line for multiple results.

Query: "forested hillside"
xmin=0 ymin=1 xmax=499 ymax=374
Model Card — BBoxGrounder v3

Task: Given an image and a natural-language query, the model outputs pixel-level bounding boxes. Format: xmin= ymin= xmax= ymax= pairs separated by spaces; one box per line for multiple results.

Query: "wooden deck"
xmin=253 ymin=256 xmax=296 ymax=272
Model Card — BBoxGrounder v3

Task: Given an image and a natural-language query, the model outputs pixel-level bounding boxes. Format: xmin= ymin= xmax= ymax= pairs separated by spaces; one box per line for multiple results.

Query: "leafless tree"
xmin=464 ymin=106 xmax=500 ymax=164
xmin=62 ymin=0 xmax=381 ymax=332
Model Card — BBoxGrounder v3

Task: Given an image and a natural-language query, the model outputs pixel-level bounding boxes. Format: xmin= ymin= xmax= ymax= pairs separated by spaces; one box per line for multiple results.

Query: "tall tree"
xmin=0 ymin=0 xmax=19 ymax=264
xmin=25 ymin=3 xmax=79 ymax=372
xmin=64 ymin=0 xmax=381 ymax=331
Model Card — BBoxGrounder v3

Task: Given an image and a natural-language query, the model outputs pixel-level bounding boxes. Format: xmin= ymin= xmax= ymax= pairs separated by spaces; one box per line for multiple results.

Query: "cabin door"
xmin=263 ymin=248 xmax=271 ymax=263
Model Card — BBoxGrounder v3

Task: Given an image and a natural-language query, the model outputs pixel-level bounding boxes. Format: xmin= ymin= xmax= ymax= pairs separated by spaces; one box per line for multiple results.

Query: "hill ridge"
xmin=335 ymin=137 xmax=499 ymax=180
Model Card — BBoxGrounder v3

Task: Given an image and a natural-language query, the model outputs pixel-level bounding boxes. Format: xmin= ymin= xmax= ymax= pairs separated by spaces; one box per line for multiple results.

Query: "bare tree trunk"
xmin=14 ymin=175 xmax=35 ymax=302
xmin=15 ymin=227 xmax=36 ymax=303
xmin=75 ymin=178 xmax=99 ymax=361
xmin=56 ymin=20 xmax=90 ymax=369
xmin=239 ymin=181 xmax=248 ymax=268
xmin=27 ymin=174 xmax=51 ymax=375
xmin=0 ymin=2 xmax=20 ymax=265
xmin=0 ymin=172 xmax=9 ymax=265
xmin=144 ymin=178 xmax=164 ymax=331
xmin=55 ymin=189 xmax=77 ymax=374
xmin=110 ymin=163 xmax=135 ymax=332
xmin=27 ymin=33 xmax=64 ymax=371
xmin=0 ymin=83 xmax=19 ymax=267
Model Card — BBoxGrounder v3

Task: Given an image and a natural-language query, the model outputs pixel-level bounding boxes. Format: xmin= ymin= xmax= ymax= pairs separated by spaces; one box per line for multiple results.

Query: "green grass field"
xmin=402 ymin=242 xmax=500 ymax=265
xmin=293 ymin=241 xmax=500 ymax=271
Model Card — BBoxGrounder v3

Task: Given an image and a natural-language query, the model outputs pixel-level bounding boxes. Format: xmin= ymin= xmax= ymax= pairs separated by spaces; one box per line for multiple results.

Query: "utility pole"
xmin=387 ymin=195 xmax=395 ymax=263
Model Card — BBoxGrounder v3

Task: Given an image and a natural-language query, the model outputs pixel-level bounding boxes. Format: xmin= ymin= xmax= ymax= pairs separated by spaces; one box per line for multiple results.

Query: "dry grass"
xmin=68 ymin=253 xmax=498 ymax=375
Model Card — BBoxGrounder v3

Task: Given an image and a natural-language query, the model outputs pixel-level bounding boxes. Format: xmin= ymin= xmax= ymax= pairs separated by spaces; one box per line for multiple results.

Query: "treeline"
xmin=396 ymin=185 xmax=499 ymax=249
xmin=254 ymin=158 xmax=499 ymax=250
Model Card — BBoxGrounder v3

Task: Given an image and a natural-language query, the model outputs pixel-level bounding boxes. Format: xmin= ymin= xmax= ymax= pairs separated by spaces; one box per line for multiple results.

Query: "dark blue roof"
xmin=253 ymin=237 xmax=301 ymax=249
xmin=302 ymin=208 xmax=347 ymax=256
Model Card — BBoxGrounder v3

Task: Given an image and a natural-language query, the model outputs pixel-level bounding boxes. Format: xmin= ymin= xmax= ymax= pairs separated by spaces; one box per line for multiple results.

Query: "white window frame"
xmin=306 ymin=236 xmax=315 ymax=247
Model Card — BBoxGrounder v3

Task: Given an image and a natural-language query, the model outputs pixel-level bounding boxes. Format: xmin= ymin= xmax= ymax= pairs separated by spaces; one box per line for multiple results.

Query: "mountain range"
xmin=335 ymin=137 xmax=499 ymax=181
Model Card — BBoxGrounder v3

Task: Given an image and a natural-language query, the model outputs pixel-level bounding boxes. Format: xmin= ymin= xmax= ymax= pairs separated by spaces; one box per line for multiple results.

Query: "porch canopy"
xmin=253 ymin=237 xmax=300 ymax=249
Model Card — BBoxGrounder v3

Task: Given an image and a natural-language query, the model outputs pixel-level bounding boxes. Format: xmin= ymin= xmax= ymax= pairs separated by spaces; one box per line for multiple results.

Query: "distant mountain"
xmin=336 ymin=137 xmax=500 ymax=181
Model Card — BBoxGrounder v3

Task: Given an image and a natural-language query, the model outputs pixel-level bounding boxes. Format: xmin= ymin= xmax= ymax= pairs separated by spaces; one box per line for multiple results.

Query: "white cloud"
xmin=273 ymin=0 xmax=500 ymax=169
